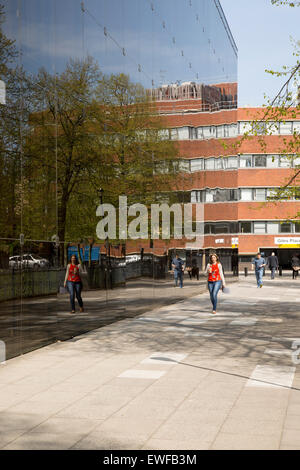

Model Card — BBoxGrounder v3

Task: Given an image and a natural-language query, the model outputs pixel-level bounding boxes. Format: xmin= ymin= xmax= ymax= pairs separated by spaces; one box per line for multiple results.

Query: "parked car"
xmin=9 ymin=255 xmax=21 ymax=269
xmin=9 ymin=254 xmax=49 ymax=269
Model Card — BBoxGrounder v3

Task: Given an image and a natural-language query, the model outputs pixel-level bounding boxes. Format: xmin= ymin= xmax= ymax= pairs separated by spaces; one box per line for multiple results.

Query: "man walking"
xmin=252 ymin=252 xmax=266 ymax=288
xmin=172 ymin=253 xmax=184 ymax=288
xmin=267 ymin=252 xmax=279 ymax=280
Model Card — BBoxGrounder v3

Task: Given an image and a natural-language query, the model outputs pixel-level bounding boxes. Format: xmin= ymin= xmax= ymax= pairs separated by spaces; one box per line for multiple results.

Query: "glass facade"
xmin=0 ymin=0 xmax=237 ymax=359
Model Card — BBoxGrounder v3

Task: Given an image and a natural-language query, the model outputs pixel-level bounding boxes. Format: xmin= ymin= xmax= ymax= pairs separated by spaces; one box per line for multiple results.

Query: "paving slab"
xmin=1 ymin=277 xmax=300 ymax=449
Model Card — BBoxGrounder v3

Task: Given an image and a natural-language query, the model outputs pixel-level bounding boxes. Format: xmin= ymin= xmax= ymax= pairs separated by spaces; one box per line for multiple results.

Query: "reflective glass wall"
xmin=0 ymin=0 xmax=237 ymax=360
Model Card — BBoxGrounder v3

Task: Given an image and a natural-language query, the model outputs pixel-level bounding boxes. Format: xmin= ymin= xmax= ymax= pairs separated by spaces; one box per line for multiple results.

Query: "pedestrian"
xmin=64 ymin=254 xmax=84 ymax=314
xmin=206 ymin=253 xmax=226 ymax=314
xmin=186 ymin=266 xmax=192 ymax=279
xmin=267 ymin=252 xmax=279 ymax=279
xmin=172 ymin=253 xmax=184 ymax=288
xmin=252 ymin=252 xmax=266 ymax=288
xmin=291 ymin=253 xmax=300 ymax=280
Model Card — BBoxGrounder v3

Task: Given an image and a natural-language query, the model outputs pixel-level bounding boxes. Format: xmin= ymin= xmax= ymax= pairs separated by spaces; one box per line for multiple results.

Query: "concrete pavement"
xmin=1 ymin=274 xmax=236 ymax=361
xmin=1 ymin=276 xmax=300 ymax=450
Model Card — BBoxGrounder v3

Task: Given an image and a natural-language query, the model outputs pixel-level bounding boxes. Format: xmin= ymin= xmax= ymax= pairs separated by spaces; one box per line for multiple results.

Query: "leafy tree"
xmin=25 ymin=56 xmax=103 ymax=247
xmin=24 ymin=64 xmax=181 ymax=251
xmin=0 ymin=4 xmax=40 ymax=247
xmin=231 ymin=1 xmax=300 ymax=215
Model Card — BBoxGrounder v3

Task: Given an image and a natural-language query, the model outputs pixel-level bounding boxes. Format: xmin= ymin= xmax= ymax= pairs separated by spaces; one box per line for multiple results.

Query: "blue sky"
xmin=221 ymin=0 xmax=300 ymax=107
xmin=3 ymin=0 xmax=237 ymax=88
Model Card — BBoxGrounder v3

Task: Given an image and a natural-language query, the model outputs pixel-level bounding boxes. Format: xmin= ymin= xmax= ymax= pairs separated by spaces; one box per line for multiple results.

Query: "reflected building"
xmin=0 ymin=0 xmax=238 ymax=359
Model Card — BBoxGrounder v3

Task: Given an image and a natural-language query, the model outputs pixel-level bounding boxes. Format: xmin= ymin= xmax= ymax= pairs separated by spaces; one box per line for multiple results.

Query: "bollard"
xmin=244 ymin=267 xmax=248 ymax=277
xmin=279 ymin=266 xmax=282 ymax=276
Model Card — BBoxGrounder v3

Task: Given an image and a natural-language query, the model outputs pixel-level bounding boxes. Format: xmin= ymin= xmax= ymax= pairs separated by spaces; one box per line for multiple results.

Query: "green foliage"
xmin=271 ymin=1 xmax=300 ymax=6
xmin=3 ymin=56 xmax=180 ymax=245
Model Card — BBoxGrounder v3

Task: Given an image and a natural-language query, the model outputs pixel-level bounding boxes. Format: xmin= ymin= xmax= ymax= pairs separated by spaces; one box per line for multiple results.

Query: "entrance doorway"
xmin=260 ymin=248 xmax=300 ymax=270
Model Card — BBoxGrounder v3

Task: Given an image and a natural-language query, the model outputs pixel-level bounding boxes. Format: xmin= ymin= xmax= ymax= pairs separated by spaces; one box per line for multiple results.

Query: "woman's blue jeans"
xmin=208 ymin=280 xmax=222 ymax=311
xmin=67 ymin=281 xmax=83 ymax=311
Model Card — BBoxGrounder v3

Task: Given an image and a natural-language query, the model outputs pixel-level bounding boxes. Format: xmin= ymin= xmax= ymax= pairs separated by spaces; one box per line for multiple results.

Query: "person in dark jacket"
xmin=172 ymin=254 xmax=185 ymax=288
xmin=267 ymin=252 xmax=279 ymax=279
xmin=291 ymin=254 xmax=300 ymax=280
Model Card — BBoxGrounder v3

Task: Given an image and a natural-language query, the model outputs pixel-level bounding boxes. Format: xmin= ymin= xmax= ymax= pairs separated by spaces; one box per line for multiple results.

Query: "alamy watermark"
xmin=292 ymin=340 xmax=300 ymax=365
xmin=96 ymin=196 xmax=204 ymax=246
xmin=0 ymin=340 xmax=6 ymax=365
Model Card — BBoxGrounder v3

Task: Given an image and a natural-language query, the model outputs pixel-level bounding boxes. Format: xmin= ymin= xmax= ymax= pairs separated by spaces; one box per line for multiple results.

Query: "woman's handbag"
xmin=59 ymin=286 xmax=68 ymax=294
xmin=222 ymin=286 xmax=230 ymax=294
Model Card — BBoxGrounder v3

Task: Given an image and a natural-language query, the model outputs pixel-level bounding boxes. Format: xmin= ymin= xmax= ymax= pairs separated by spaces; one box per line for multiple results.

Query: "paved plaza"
xmin=1 ymin=276 xmax=300 ymax=450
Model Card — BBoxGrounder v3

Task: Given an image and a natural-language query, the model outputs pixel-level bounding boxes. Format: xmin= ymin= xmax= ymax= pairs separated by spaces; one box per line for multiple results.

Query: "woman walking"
xmin=64 ymin=254 xmax=84 ymax=314
xmin=206 ymin=253 xmax=226 ymax=314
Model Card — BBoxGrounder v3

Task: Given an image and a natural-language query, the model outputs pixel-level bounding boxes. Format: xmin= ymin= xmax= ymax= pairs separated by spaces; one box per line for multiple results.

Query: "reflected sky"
xmin=2 ymin=0 xmax=237 ymax=87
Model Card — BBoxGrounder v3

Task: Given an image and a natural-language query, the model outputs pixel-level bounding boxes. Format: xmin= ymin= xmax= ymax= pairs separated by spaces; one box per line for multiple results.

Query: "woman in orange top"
xmin=64 ymin=254 xmax=84 ymax=314
xmin=205 ymin=253 xmax=226 ymax=314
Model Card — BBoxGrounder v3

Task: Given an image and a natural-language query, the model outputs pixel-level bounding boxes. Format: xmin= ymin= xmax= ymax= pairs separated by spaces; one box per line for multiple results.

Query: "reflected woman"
xmin=64 ymin=254 xmax=84 ymax=314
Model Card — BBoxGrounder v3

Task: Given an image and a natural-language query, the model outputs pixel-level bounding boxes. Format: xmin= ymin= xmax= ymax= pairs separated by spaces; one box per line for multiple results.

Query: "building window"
xmin=227 ymin=156 xmax=238 ymax=169
xmin=239 ymin=155 xmax=252 ymax=168
xmin=204 ymin=158 xmax=215 ymax=170
xmin=295 ymin=222 xmax=300 ymax=233
xmin=254 ymin=222 xmax=266 ymax=234
xmin=223 ymin=156 xmax=237 ymax=169
xmin=255 ymin=122 xmax=266 ymax=135
xmin=213 ymin=189 xmax=227 ymax=202
xmin=279 ymin=122 xmax=293 ymax=134
xmin=280 ymin=222 xmax=292 ymax=233
xmin=230 ymin=222 xmax=239 ymax=233
xmin=202 ymin=126 xmax=211 ymax=139
xmin=239 ymin=121 xmax=252 ymax=134
xmin=294 ymin=156 xmax=300 ymax=167
xmin=279 ymin=155 xmax=291 ymax=167
xmin=253 ymin=155 xmax=267 ymax=167
xmin=197 ymin=127 xmax=204 ymax=139
xmin=293 ymin=122 xmax=300 ymax=133
xmin=253 ymin=188 xmax=266 ymax=201
xmin=178 ymin=127 xmax=189 ymax=140
xmin=204 ymin=224 xmax=212 ymax=234
xmin=216 ymin=125 xmax=224 ymax=138
xmin=189 ymin=127 xmax=197 ymax=139
xmin=159 ymin=129 xmax=169 ymax=140
xmin=229 ymin=189 xmax=239 ymax=201
xmin=215 ymin=223 xmax=229 ymax=234
xmin=210 ymin=126 xmax=216 ymax=137
xmin=228 ymin=124 xmax=237 ymax=137
xmin=266 ymin=188 xmax=277 ymax=200
xmin=266 ymin=222 xmax=279 ymax=234
xmin=240 ymin=222 xmax=252 ymax=233
xmin=205 ymin=189 xmax=214 ymax=202
xmin=267 ymin=155 xmax=278 ymax=168
xmin=178 ymin=160 xmax=190 ymax=172
xmin=240 ymin=188 xmax=253 ymax=201
xmin=191 ymin=191 xmax=203 ymax=203
xmin=190 ymin=158 xmax=203 ymax=172
xmin=170 ymin=128 xmax=179 ymax=140
xmin=223 ymin=125 xmax=229 ymax=137
xmin=215 ymin=158 xmax=223 ymax=170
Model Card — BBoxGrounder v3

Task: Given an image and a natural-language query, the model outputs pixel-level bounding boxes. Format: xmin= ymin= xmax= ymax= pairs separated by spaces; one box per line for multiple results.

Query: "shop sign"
xmin=274 ymin=237 xmax=300 ymax=246
xmin=231 ymin=237 xmax=238 ymax=248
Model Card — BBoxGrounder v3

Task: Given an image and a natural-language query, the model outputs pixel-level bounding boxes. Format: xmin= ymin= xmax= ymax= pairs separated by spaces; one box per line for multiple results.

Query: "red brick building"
xmin=128 ymin=82 xmax=300 ymax=272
